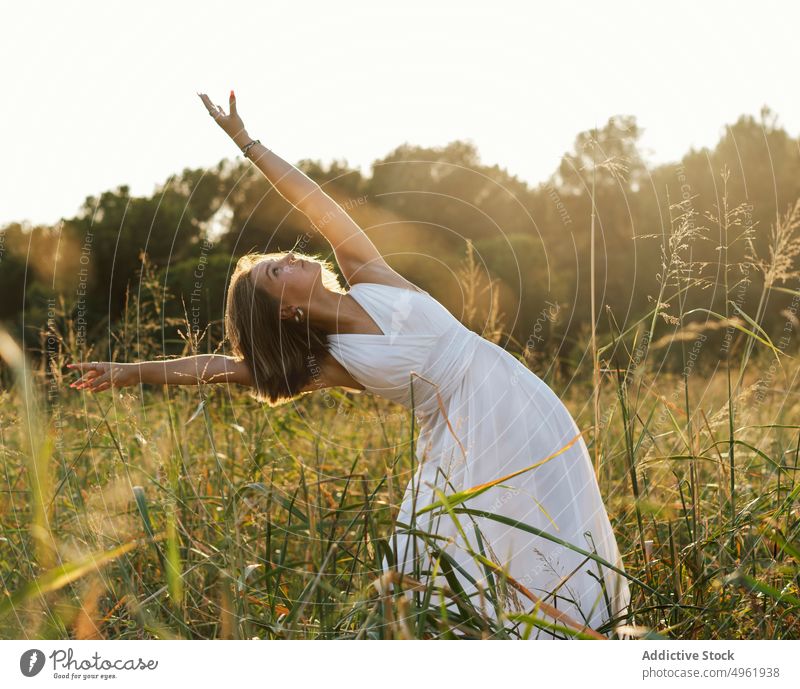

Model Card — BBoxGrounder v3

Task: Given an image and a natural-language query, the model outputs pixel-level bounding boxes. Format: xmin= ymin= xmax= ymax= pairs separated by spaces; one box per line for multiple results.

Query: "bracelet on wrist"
xmin=241 ymin=139 xmax=261 ymax=157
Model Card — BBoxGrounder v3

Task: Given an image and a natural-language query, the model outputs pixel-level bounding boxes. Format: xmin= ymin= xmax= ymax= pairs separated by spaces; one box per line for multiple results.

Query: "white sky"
xmin=2 ymin=0 xmax=798 ymax=227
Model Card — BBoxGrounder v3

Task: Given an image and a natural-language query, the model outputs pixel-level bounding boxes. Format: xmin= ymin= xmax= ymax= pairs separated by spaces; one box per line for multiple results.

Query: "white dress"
xmin=326 ymin=282 xmax=631 ymax=638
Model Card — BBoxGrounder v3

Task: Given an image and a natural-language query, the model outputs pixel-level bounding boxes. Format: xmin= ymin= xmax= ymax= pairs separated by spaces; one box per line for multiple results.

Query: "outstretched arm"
xmin=198 ymin=91 xmax=396 ymax=285
xmin=68 ymin=355 xmax=253 ymax=393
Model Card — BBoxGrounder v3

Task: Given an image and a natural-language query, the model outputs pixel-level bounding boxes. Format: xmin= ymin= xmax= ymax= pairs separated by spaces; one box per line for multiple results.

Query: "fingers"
xmin=79 ymin=371 xmax=111 ymax=393
xmin=197 ymin=92 xmax=222 ymax=120
xmin=88 ymin=373 xmax=111 ymax=393
xmin=197 ymin=92 xmax=214 ymax=113
xmin=229 ymin=89 xmax=237 ymax=117
xmin=71 ymin=371 xmax=99 ymax=389
xmin=197 ymin=92 xmax=215 ymax=112
xmin=67 ymin=362 xmax=110 ymax=391
xmin=68 ymin=362 xmax=101 ymax=388
xmin=71 ymin=371 xmax=102 ymax=391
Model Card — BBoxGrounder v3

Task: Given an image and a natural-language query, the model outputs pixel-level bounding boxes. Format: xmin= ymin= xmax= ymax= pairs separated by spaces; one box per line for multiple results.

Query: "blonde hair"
xmin=225 ymin=250 xmax=344 ymax=406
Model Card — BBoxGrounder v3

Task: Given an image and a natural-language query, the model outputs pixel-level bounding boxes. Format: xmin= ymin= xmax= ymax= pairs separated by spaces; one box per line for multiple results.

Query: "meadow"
xmin=2 ymin=273 xmax=800 ymax=641
xmin=1 ymin=165 xmax=800 ymax=640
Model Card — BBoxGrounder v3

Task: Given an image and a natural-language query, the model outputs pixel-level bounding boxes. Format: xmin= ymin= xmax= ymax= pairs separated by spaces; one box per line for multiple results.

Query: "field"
xmin=2 ymin=162 xmax=800 ymax=641
xmin=1 ymin=281 xmax=799 ymax=640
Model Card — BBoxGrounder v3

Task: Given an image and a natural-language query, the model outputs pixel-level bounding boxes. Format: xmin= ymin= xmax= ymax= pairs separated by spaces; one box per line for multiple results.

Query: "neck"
xmin=304 ymin=286 xmax=357 ymax=335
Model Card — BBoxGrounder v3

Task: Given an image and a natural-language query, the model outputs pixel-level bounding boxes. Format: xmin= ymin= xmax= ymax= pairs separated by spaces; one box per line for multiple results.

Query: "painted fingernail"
xmin=230 ymin=89 xmax=235 ymax=99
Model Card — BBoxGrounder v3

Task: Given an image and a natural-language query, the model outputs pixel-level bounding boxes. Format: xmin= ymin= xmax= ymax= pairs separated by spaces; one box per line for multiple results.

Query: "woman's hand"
xmin=67 ymin=362 xmax=139 ymax=393
xmin=197 ymin=90 xmax=250 ymax=146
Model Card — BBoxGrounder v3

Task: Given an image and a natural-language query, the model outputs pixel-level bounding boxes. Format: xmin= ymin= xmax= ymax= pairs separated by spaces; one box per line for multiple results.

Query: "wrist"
xmin=231 ymin=130 xmax=252 ymax=149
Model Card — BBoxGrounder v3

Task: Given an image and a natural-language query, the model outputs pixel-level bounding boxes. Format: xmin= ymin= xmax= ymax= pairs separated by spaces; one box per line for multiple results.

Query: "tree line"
xmin=2 ymin=106 xmax=799 ymax=379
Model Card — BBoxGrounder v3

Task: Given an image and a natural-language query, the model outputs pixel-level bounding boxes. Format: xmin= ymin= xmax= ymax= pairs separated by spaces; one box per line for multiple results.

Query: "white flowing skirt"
xmin=385 ymin=338 xmax=632 ymax=639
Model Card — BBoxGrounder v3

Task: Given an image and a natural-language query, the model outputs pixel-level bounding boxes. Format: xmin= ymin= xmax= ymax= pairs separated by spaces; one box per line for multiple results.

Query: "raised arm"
xmin=68 ymin=355 xmax=253 ymax=393
xmin=198 ymin=91 xmax=402 ymax=286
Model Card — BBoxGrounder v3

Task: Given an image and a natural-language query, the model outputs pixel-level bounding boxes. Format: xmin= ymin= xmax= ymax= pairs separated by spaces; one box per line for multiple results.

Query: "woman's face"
xmin=251 ymin=252 xmax=321 ymax=315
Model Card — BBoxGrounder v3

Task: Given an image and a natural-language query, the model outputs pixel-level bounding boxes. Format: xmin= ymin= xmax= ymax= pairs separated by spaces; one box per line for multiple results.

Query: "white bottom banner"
xmin=0 ymin=640 xmax=797 ymax=687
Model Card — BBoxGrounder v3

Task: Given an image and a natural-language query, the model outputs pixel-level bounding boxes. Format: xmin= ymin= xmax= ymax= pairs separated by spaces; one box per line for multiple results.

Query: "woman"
xmin=68 ymin=90 xmax=632 ymax=639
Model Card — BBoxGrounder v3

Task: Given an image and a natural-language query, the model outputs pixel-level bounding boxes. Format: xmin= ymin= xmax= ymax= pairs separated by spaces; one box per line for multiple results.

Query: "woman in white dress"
xmin=68 ymin=92 xmax=632 ymax=639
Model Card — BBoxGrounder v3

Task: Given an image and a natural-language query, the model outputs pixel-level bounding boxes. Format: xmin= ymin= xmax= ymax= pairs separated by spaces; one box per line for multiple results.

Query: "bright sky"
xmin=2 ymin=0 xmax=798 ymax=227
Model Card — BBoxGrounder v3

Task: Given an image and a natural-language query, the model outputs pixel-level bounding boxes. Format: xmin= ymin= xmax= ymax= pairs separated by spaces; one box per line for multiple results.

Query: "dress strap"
xmin=347 ymin=283 xmax=388 ymax=337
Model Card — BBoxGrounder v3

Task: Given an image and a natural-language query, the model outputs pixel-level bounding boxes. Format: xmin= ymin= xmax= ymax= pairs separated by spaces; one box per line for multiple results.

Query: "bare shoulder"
xmin=344 ymin=262 xmax=427 ymax=294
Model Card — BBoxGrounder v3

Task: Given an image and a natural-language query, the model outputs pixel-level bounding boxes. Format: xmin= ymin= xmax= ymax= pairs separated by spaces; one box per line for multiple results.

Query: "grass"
xmin=1 ymin=181 xmax=799 ymax=640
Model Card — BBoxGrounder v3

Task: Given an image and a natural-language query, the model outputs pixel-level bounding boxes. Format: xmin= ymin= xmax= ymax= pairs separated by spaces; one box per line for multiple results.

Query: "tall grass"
xmin=1 ymin=181 xmax=799 ymax=639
